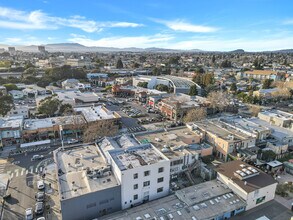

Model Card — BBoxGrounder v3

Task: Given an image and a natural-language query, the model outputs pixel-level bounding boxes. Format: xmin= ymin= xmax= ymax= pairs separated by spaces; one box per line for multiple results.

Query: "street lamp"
xmin=59 ymin=125 xmax=64 ymax=150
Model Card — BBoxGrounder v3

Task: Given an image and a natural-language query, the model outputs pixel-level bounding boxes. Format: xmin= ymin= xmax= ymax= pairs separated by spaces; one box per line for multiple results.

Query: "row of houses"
xmin=0 ymin=105 xmax=121 ymax=148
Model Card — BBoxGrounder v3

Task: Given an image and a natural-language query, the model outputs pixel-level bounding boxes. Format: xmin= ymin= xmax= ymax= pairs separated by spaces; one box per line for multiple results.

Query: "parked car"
xmin=37 ymin=180 xmax=45 ymax=190
xmin=35 ymin=192 xmax=45 ymax=202
xmin=25 ymin=208 xmax=33 ymax=220
xmin=37 ymin=217 xmax=46 ymax=220
xmin=31 ymin=155 xmax=44 ymax=161
xmin=67 ymin=138 xmax=79 ymax=144
xmin=35 ymin=202 xmax=44 ymax=215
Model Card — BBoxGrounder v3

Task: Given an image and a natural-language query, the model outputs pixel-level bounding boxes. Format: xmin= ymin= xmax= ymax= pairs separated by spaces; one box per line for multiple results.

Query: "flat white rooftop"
xmin=109 ymin=144 xmax=167 ymax=171
xmin=259 ymin=110 xmax=293 ymax=120
xmin=55 ymin=144 xmax=119 ymax=200
xmin=74 ymin=105 xmax=119 ymax=122
xmin=0 ymin=116 xmax=23 ymax=129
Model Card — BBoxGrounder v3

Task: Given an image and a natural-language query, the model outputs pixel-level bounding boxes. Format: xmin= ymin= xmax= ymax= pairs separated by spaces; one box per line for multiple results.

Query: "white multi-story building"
xmin=104 ymin=144 xmax=170 ymax=209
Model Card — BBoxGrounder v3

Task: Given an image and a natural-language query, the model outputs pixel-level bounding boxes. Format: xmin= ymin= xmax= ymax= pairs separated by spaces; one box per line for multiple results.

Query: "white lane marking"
xmin=15 ymin=169 xmax=19 ymax=177
xmin=29 ymin=166 xmax=33 ymax=173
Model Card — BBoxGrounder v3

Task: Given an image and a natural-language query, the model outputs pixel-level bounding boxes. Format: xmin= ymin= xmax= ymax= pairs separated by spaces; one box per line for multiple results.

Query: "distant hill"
xmin=229 ymin=49 xmax=245 ymax=53
xmin=1 ymin=43 xmax=293 ymax=53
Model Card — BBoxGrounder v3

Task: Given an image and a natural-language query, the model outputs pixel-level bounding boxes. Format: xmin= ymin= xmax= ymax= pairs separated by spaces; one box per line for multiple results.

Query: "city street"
xmin=1 ymin=148 xmax=55 ymax=220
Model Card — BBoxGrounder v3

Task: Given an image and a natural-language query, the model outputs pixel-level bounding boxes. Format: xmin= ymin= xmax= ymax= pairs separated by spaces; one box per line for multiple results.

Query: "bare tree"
xmin=207 ymin=91 xmax=231 ymax=113
xmin=249 ymin=105 xmax=261 ymax=117
xmin=271 ymin=88 xmax=291 ymax=100
xmin=83 ymin=119 xmax=119 ymax=143
xmin=183 ymin=107 xmax=207 ymax=123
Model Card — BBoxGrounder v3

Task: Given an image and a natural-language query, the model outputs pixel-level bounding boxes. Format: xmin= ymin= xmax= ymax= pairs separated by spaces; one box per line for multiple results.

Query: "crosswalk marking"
xmin=15 ymin=169 xmax=19 ymax=177
xmin=6 ymin=166 xmax=46 ymax=179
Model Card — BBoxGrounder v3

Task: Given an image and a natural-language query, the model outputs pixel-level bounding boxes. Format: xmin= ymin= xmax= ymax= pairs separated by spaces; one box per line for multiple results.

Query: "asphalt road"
xmin=2 ymin=148 xmax=55 ymax=220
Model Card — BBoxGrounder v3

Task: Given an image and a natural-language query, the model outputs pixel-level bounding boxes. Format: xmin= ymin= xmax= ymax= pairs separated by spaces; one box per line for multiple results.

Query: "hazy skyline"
xmin=1 ymin=0 xmax=293 ymax=51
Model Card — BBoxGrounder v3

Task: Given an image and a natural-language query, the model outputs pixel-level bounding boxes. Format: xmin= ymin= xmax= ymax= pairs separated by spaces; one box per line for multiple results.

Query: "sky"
xmin=0 ymin=0 xmax=293 ymax=51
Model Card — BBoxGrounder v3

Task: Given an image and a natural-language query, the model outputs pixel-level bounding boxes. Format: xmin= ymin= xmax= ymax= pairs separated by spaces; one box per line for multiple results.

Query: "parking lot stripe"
xmin=40 ymin=167 xmax=43 ymax=172
xmin=10 ymin=172 xmax=14 ymax=178
xmin=25 ymin=170 xmax=29 ymax=174
xmin=35 ymin=167 xmax=38 ymax=173
xmin=29 ymin=166 xmax=33 ymax=173
xmin=21 ymin=168 xmax=25 ymax=176
xmin=15 ymin=169 xmax=19 ymax=177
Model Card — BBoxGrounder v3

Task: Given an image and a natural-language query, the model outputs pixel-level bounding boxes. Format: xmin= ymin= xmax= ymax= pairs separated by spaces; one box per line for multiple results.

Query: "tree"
xmin=183 ymin=108 xmax=207 ymax=123
xmin=220 ymin=60 xmax=232 ymax=68
xmin=207 ymin=91 xmax=231 ymax=113
xmin=188 ymin=85 xmax=198 ymax=96
xmin=262 ymin=79 xmax=273 ymax=89
xmin=59 ymin=103 xmax=73 ymax=115
xmin=155 ymin=84 xmax=169 ymax=92
xmin=3 ymin=84 xmax=18 ymax=91
xmin=261 ymin=150 xmax=276 ymax=162
xmin=83 ymin=120 xmax=119 ymax=142
xmin=38 ymin=96 xmax=61 ymax=117
xmin=230 ymin=83 xmax=237 ymax=92
xmin=212 ymin=55 xmax=216 ymax=64
xmin=116 ymin=58 xmax=124 ymax=69
xmin=249 ymin=106 xmax=261 ymax=117
xmin=137 ymin=82 xmax=148 ymax=88
xmin=0 ymin=95 xmax=14 ymax=116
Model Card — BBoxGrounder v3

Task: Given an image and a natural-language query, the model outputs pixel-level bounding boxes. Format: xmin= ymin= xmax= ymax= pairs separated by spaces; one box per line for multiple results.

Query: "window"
xmin=86 ymin=202 xmax=96 ymax=209
xmin=256 ymin=196 xmax=266 ymax=204
xmin=157 ymin=187 xmax=163 ymax=193
xmin=133 ymin=184 xmax=138 ymax=189
xmin=144 ymin=170 xmax=150 ymax=176
xmin=99 ymin=200 xmax=108 ymax=205
xmin=157 ymin=177 xmax=164 ymax=183
xmin=143 ymin=181 xmax=150 ymax=187
xmin=133 ymin=173 xmax=138 ymax=179
xmin=158 ymin=167 xmax=164 ymax=173
xmin=133 ymin=194 xmax=138 ymax=200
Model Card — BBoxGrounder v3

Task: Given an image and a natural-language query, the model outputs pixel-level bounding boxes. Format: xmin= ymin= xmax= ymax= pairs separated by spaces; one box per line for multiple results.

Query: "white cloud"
xmin=68 ymin=34 xmax=174 ymax=48
xmin=68 ymin=34 xmax=293 ymax=51
xmin=0 ymin=6 xmax=143 ymax=32
xmin=154 ymin=19 xmax=218 ymax=33
xmin=169 ymin=37 xmax=293 ymax=51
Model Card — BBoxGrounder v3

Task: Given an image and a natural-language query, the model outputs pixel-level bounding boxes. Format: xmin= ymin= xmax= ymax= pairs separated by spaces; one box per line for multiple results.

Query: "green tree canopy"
xmin=59 ymin=103 xmax=73 ymax=115
xmin=116 ymin=58 xmax=124 ymax=69
xmin=188 ymin=85 xmax=198 ymax=96
xmin=137 ymin=82 xmax=148 ymax=88
xmin=155 ymin=84 xmax=169 ymax=92
xmin=230 ymin=82 xmax=237 ymax=92
xmin=3 ymin=83 xmax=18 ymax=91
xmin=38 ymin=96 xmax=62 ymax=117
xmin=0 ymin=95 xmax=14 ymax=116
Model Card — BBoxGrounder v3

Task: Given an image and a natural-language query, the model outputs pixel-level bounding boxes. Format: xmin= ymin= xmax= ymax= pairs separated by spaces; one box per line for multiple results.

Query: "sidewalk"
xmin=44 ymin=164 xmax=61 ymax=220
xmin=0 ymin=146 xmax=17 ymax=159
